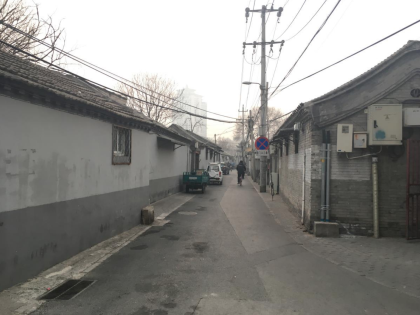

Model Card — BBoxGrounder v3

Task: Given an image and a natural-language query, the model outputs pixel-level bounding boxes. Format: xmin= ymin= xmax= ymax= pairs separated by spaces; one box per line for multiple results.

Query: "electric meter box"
xmin=404 ymin=108 xmax=420 ymax=126
xmin=337 ymin=124 xmax=353 ymax=152
xmin=354 ymin=132 xmax=368 ymax=148
xmin=367 ymin=104 xmax=402 ymax=146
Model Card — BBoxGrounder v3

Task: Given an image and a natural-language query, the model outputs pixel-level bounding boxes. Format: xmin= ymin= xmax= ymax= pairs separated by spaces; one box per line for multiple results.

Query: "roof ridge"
xmin=308 ymin=40 xmax=420 ymax=105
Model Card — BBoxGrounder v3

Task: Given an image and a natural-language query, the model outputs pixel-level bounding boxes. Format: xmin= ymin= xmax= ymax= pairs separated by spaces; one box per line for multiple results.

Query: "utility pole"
xmin=238 ymin=104 xmax=247 ymax=162
xmin=244 ymin=4 xmax=283 ymax=192
xmin=249 ymin=110 xmax=256 ymax=182
xmin=214 ymin=133 xmax=217 ymax=144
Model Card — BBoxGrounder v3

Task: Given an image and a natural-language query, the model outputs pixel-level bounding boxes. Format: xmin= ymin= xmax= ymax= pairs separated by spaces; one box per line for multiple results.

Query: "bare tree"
xmin=118 ymin=73 xmax=184 ymax=126
xmin=217 ymin=137 xmax=235 ymax=155
xmin=0 ymin=0 xmax=69 ymax=66
xmin=182 ymin=114 xmax=205 ymax=133
xmin=234 ymin=106 xmax=285 ymax=141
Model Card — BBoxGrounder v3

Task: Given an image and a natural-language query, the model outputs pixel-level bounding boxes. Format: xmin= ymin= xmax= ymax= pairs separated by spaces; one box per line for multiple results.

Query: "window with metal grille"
xmin=112 ymin=126 xmax=131 ymax=165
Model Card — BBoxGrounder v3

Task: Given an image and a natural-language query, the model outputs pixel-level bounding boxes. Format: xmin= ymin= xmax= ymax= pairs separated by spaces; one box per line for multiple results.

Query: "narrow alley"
xmin=3 ymin=1 xmax=420 ymax=314
xmin=26 ymin=174 xmax=420 ymax=315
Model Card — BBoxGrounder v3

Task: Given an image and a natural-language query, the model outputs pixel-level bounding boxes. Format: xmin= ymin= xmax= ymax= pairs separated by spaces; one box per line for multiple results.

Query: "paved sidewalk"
xmin=250 ymin=178 xmax=420 ymax=300
xmin=0 ymin=192 xmax=194 ymax=315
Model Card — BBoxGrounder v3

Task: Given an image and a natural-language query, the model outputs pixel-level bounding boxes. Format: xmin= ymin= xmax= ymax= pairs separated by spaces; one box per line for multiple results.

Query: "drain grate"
xmin=39 ymin=279 xmax=95 ymax=301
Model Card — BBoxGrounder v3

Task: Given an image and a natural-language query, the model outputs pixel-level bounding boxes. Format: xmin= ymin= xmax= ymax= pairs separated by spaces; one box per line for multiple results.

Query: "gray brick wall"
xmin=278 ymin=120 xmax=312 ymax=229
xmin=280 ymin=104 xmax=419 ymax=236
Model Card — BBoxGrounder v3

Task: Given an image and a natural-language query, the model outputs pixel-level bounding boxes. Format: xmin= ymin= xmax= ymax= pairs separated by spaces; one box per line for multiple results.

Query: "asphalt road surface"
xmin=33 ymin=173 xmax=420 ymax=315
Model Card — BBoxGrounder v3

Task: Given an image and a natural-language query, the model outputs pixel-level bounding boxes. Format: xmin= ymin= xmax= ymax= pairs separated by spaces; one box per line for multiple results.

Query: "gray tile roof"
xmin=0 ymin=50 xmax=192 ymax=143
xmin=169 ymin=124 xmax=223 ymax=152
xmin=307 ymin=40 xmax=420 ymax=105
xmin=272 ymin=40 xmax=420 ymax=132
xmin=0 ymin=49 xmax=146 ymax=119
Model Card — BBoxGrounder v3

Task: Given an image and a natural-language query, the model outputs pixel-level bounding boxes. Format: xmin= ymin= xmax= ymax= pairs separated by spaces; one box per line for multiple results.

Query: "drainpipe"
xmin=302 ymin=150 xmax=306 ymax=224
xmin=326 ymin=131 xmax=331 ymax=222
xmin=320 ymin=130 xmax=326 ymax=221
xmin=372 ymin=156 xmax=379 ymax=238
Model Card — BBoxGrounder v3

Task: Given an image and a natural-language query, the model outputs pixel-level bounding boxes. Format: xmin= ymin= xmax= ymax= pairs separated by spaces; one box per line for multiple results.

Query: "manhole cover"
xmin=178 ymin=211 xmax=197 ymax=215
xmin=39 ymin=279 xmax=95 ymax=300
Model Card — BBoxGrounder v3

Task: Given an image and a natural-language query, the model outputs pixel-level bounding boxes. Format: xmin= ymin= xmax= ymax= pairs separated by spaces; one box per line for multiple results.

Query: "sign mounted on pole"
xmin=257 ymin=150 xmax=268 ymax=156
xmin=255 ymin=136 xmax=269 ymax=150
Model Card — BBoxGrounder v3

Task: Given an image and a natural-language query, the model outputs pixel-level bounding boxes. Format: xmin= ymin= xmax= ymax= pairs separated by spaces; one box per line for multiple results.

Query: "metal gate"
xmin=406 ymin=139 xmax=420 ymax=239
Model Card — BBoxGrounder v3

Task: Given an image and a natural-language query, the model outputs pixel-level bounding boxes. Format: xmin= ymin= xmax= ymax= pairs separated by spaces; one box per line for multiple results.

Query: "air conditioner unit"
xmin=294 ymin=122 xmax=301 ymax=131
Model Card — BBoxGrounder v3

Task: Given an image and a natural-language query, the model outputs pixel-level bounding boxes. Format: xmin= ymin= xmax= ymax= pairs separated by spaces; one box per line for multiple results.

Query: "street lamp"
xmin=242 ymin=81 xmax=263 ymax=88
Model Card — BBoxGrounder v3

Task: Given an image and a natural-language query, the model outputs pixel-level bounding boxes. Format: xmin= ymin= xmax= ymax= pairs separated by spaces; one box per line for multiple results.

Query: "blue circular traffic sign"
xmin=255 ymin=136 xmax=269 ymax=150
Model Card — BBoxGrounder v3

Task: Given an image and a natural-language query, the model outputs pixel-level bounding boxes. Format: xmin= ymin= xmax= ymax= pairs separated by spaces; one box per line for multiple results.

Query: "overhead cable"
xmin=245 ymin=0 xmax=256 ymax=41
xmin=270 ymin=0 xmax=342 ymax=98
xmin=286 ymin=0 xmax=328 ymax=41
xmin=272 ymin=17 xmax=420 ymax=95
xmin=269 ymin=41 xmax=285 ymax=88
xmin=275 ymin=0 xmax=307 ymax=40
xmin=0 ymin=39 xmax=237 ymax=124
xmin=0 ymin=20 xmax=237 ymax=120
xmin=239 ymin=55 xmax=245 ymax=111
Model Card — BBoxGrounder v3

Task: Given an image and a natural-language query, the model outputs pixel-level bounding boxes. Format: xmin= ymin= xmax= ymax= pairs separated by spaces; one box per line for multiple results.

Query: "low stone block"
xmin=314 ymin=221 xmax=339 ymax=238
xmin=141 ymin=206 xmax=154 ymax=225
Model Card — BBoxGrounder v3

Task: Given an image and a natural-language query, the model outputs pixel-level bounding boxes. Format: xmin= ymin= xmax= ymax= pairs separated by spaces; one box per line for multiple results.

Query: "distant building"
xmin=173 ymin=87 xmax=208 ymax=138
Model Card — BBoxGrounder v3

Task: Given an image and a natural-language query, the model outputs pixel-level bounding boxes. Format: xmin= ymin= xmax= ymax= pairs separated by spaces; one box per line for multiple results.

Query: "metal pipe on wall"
xmin=326 ymin=131 xmax=331 ymax=222
xmin=372 ymin=156 xmax=380 ymax=238
xmin=320 ymin=130 xmax=327 ymax=221
xmin=302 ymin=151 xmax=306 ymax=224
xmin=301 ymin=126 xmax=306 ymax=225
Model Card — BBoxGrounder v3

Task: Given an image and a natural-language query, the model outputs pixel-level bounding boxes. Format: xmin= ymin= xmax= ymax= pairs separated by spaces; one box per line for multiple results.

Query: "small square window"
xmin=112 ymin=125 xmax=131 ymax=165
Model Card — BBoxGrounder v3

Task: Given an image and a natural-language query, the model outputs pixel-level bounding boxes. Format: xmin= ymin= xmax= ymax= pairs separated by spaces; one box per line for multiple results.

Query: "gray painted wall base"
xmin=314 ymin=221 xmax=339 ymax=238
xmin=149 ymin=175 xmax=183 ymax=204
xmin=0 ymin=186 xmax=149 ymax=292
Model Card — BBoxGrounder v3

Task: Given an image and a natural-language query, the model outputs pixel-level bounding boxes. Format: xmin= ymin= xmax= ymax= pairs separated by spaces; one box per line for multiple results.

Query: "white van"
xmin=207 ymin=163 xmax=223 ymax=185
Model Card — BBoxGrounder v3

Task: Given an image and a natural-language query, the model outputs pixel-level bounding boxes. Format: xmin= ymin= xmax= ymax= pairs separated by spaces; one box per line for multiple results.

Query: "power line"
xmin=0 ymin=38 xmax=238 ymax=124
xmin=270 ymin=0 xmax=342 ymax=98
xmin=217 ymin=125 xmax=237 ymax=136
xmin=245 ymin=58 xmax=256 ymax=110
xmin=0 ymin=21 xmax=238 ymax=121
xmin=269 ymin=41 xmax=285 ymax=88
xmin=286 ymin=0 xmax=328 ymax=41
xmin=275 ymin=0 xmax=307 ymax=40
xmin=245 ymin=0 xmax=256 ymax=41
xmin=272 ymin=17 xmax=420 ymax=95
xmin=317 ymin=0 xmax=354 ymax=48
xmin=269 ymin=109 xmax=295 ymax=122
xmin=239 ymin=55 xmax=245 ymax=111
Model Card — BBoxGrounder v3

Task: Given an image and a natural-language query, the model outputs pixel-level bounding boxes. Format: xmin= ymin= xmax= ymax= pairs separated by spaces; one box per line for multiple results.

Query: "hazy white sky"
xmin=36 ymin=0 xmax=420 ymax=138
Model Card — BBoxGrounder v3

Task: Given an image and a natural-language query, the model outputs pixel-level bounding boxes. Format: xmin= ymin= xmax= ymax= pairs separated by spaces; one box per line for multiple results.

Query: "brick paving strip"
xmin=0 ymin=193 xmax=194 ymax=315
xmin=250 ymin=178 xmax=420 ymax=299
